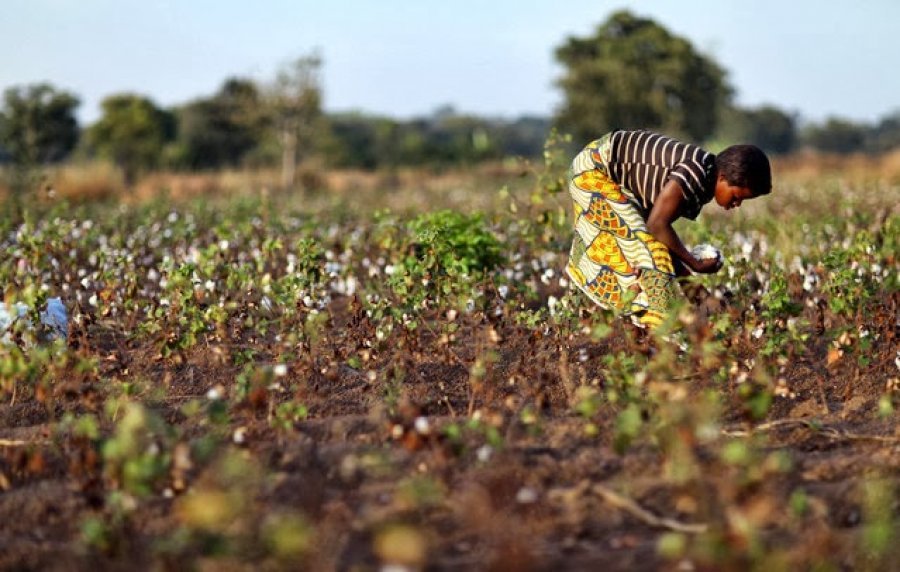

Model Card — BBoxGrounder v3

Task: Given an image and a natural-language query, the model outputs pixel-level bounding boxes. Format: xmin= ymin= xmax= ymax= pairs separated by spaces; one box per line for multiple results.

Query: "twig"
xmin=591 ymin=483 xmax=708 ymax=534
xmin=720 ymin=418 xmax=814 ymax=437
xmin=816 ymin=427 xmax=900 ymax=444
xmin=0 ymin=438 xmax=36 ymax=447
xmin=794 ymin=361 xmax=831 ymax=415
xmin=722 ymin=418 xmax=900 ymax=444
xmin=421 ymin=318 xmax=468 ymax=369
xmin=442 ymin=396 xmax=457 ymax=417
xmin=558 ymin=345 xmax=574 ymax=400
xmin=671 ymin=373 xmax=702 ymax=381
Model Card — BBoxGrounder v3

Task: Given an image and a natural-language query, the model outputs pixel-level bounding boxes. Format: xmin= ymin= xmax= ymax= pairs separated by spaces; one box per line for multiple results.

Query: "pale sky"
xmin=2 ymin=0 xmax=898 ymax=125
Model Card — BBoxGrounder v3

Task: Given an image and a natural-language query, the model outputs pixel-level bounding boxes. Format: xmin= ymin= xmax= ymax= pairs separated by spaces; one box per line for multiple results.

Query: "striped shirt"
xmin=605 ymin=130 xmax=716 ymax=220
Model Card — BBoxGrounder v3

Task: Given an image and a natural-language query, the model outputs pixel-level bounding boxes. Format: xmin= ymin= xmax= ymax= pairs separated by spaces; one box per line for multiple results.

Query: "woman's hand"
xmin=647 ymin=180 xmax=720 ymax=275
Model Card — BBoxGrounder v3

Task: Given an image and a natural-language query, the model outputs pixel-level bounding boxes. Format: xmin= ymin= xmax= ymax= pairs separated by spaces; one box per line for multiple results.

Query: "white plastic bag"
xmin=0 ymin=302 xmax=29 ymax=339
xmin=41 ymin=297 xmax=68 ymax=341
xmin=0 ymin=297 xmax=68 ymax=345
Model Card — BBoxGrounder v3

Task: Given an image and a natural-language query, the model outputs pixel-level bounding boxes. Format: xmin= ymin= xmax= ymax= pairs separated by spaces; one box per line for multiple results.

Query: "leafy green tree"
xmin=85 ymin=94 xmax=175 ymax=184
xmin=173 ymin=78 xmax=264 ymax=169
xmin=324 ymin=111 xmax=549 ymax=169
xmin=494 ymin=116 xmax=551 ymax=158
xmin=801 ymin=117 xmax=867 ymax=154
xmin=554 ymin=10 xmax=732 ymax=144
xmin=0 ymin=83 xmax=79 ymax=217
xmin=718 ymin=105 xmax=797 ymax=155
xmin=866 ymin=112 xmax=900 ymax=153
xmin=0 ymin=83 xmax=80 ymax=166
xmin=325 ymin=113 xmax=387 ymax=169
xmin=419 ymin=106 xmax=500 ymax=165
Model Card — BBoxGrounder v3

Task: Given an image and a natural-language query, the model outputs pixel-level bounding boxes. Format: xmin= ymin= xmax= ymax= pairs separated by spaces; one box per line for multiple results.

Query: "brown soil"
xmin=1 ymin=289 xmax=898 ymax=572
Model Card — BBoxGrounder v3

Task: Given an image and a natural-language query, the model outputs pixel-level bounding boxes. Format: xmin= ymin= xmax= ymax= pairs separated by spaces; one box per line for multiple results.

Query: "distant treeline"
xmin=715 ymin=106 xmax=900 ymax=156
xmin=2 ymin=78 xmax=898 ymax=177
xmin=0 ymin=73 xmax=552 ymax=187
xmin=323 ymin=108 xmax=550 ymax=169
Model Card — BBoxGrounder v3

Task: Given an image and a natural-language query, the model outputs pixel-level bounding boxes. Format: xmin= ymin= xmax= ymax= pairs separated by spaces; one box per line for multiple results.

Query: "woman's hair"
xmin=716 ymin=145 xmax=772 ymax=196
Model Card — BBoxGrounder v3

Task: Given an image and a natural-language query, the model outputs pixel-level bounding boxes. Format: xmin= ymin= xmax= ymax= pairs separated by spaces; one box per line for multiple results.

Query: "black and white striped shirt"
xmin=605 ymin=130 xmax=716 ymax=220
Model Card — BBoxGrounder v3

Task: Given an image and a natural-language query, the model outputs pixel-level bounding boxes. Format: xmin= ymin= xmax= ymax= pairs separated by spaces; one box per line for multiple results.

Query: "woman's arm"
xmin=646 ymin=179 xmax=720 ymax=274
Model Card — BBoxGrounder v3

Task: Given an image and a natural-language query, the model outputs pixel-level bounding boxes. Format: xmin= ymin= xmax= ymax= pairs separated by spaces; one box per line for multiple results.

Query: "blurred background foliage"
xmin=1 ymin=9 xmax=899 ymax=200
xmin=554 ymin=10 xmax=731 ymax=144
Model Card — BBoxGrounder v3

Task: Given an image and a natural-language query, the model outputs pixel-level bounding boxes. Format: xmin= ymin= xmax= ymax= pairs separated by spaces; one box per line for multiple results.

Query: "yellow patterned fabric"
xmin=565 ymin=134 xmax=677 ymax=328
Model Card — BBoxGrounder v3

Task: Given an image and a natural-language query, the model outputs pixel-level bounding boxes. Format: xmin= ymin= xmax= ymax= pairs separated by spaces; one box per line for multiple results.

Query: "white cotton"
xmin=690 ymin=244 xmax=723 ymax=264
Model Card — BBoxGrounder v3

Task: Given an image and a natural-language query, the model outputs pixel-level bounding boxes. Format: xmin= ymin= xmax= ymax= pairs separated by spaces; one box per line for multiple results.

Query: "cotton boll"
xmin=690 ymin=243 xmax=723 ymax=263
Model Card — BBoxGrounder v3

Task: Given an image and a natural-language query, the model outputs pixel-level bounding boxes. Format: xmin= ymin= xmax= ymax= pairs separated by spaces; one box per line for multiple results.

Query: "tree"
xmin=801 ymin=117 xmax=867 ymax=154
xmin=718 ymin=105 xmax=797 ymax=155
xmin=420 ymin=107 xmax=500 ymax=165
xmin=0 ymin=83 xmax=79 ymax=217
xmin=173 ymin=78 xmax=264 ymax=169
xmin=866 ymin=111 xmax=900 ymax=153
xmin=325 ymin=113 xmax=388 ymax=169
xmin=494 ymin=116 xmax=551 ymax=158
xmin=85 ymin=94 xmax=174 ymax=184
xmin=324 ymin=111 xmax=549 ymax=169
xmin=554 ymin=10 xmax=731 ymax=144
xmin=266 ymin=54 xmax=325 ymax=189
xmin=0 ymin=83 xmax=80 ymax=166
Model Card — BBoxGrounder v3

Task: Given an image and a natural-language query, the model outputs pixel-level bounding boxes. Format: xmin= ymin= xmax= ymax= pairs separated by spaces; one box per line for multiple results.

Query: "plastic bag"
xmin=0 ymin=297 xmax=68 ymax=345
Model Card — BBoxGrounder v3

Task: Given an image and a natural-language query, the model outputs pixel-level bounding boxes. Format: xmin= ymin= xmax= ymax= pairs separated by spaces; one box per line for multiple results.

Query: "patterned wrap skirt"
xmin=565 ymin=134 xmax=677 ymax=328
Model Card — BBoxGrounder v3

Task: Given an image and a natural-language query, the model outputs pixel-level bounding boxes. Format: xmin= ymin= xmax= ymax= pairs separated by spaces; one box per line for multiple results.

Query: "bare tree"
xmin=267 ymin=53 xmax=323 ymax=190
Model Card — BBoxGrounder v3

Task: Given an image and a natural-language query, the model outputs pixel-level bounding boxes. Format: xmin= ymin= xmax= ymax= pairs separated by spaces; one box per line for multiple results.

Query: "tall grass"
xmin=1 ymin=150 xmax=898 ymax=214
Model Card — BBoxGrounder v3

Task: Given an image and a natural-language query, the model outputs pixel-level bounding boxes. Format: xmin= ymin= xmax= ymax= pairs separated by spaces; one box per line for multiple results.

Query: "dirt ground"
xmin=1 ymin=279 xmax=898 ymax=572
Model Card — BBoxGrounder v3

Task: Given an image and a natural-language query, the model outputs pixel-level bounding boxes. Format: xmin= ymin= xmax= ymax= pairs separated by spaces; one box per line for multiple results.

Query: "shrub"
xmin=406 ymin=210 xmax=503 ymax=275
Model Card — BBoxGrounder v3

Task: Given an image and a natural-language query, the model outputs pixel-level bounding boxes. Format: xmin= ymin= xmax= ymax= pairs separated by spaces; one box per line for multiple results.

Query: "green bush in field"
xmin=101 ymin=403 xmax=175 ymax=497
xmin=405 ymin=210 xmax=503 ymax=275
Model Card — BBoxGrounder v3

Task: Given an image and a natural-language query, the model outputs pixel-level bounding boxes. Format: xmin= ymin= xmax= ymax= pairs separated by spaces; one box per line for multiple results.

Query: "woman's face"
xmin=714 ymin=177 xmax=756 ymax=210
